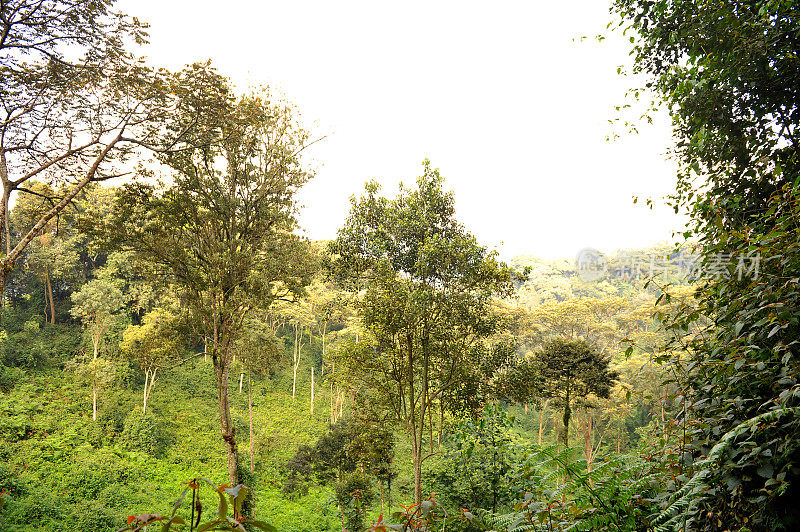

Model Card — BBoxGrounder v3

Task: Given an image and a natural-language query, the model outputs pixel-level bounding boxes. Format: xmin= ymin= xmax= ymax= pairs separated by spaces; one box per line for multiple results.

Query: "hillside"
xmin=0 ymin=244 xmax=674 ymax=531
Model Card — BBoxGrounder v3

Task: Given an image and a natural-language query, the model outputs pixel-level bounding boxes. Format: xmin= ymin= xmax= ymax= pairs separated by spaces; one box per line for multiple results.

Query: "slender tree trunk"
xmin=538 ymin=399 xmax=550 ymax=445
xmin=562 ymin=387 xmax=571 ymax=446
xmin=410 ymin=427 xmax=423 ymax=506
xmin=249 ymin=371 xmax=254 ymax=472
xmin=292 ymin=325 xmax=302 ymax=401
xmin=0 ymin=269 xmax=7 ymax=323
xmin=320 ymin=326 xmax=326 ymax=378
xmin=46 ymin=266 xmax=56 ymax=324
xmin=330 ymin=360 xmax=335 ymax=425
xmin=239 ymin=373 xmax=244 ymax=393
xmin=92 ymin=333 xmax=100 ymax=421
xmin=0 ymin=166 xmax=11 ymax=321
xmin=215 ymin=358 xmax=238 ymax=486
xmin=143 ymin=371 xmax=149 ymax=414
xmin=583 ymin=409 xmax=594 ymax=472
xmin=143 ymin=368 xmax=157 ymax=415
xmin=292 ymin=359 xmax=298 ymax=401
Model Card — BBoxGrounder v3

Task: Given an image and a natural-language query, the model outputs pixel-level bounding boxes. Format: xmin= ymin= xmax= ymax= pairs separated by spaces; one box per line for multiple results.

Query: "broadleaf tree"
xmin=328 ymin=162 xmax=520 ymax=504
xmin=511 ymin=338 xmax=617 ymax=447
xmin=0 ymin=1 xmax=212 ymax=316
xmin=107 ymin=66 xmax=316 ymax=486
xmin=119 ymin=304 xmax=185 ymax=415
xmin=69 ymin=271 xmax=126 ymax=420
xmin=613 ymin=0 xmax=800 ymax=527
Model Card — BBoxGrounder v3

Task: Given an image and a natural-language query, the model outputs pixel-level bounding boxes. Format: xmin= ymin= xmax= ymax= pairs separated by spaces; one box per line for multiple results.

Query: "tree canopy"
xmin=329 ymin=162 xmax=520 ymax=504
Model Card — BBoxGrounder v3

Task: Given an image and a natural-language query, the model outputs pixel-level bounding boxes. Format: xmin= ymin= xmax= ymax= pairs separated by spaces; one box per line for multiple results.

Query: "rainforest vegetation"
xmin=1 ymin=1 xmax=799 ymax=531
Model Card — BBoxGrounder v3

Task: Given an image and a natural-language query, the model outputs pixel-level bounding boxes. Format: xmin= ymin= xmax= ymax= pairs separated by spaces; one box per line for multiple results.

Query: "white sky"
xmin=118 ymin=0 xmax=685 ymax=260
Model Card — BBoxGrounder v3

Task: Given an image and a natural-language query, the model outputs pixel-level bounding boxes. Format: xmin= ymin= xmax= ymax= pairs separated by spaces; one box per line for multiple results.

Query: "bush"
xmin=70 ymin=499 xmax=119 ymax=532
xmin=0 ymin=320 xmax=81 ymax=370
xmin=335 ymin=471 xmax=375 ymax=532
xmin=0 ymin=364 xmax=24 ymax=393
xmin=119 ymin=410 xmax=166 ymax=456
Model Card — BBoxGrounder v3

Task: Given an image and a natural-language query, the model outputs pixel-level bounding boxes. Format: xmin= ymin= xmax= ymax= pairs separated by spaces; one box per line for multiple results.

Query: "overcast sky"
xmin=118 ymin=0 xmax=685 ymax=260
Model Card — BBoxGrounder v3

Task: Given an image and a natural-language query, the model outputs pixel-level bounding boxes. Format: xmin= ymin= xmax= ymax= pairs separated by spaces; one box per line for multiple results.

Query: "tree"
xmin=328 ymin=162 xmax=519 ymax=504
xmin=275 ymin=299 xmax=314 ymax=402
xmin=119 ymin=305 xmax=184 ymax=414
xmin=533 ymin=338 xmax=617 ymax=446
xmin=0 ymin=1 xmax=207 ymax=316
xmin=108 ymin=68 xmax=316 ymax=486
xmin=10 ymin=181 xmax=84 ymax=323
xmin=307 ymin=279 xmax=348 ymax=377
xmin=434 ymin=403 xmax=521 ymax=514
xmin=69 ymin=273 xmax=125 ymax=420
xmin=613 ymin=0 xmax=800 ymax=527
xmin=285 ymin=415 xmax=394 ymax=522
xmin=233 ymin=316 xmax=281 ymax=472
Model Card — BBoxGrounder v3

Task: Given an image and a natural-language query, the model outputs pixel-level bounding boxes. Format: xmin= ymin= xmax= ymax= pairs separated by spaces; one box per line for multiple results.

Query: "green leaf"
xmin=196 ymin=519 xmax=223 ymax=532
xmin=244 ymin=520 xmax=278 ymax=532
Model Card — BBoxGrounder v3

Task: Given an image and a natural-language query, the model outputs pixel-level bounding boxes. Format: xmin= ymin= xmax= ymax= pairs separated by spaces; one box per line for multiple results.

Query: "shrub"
xmin=119 ymin=410 xmax=165 ymax=456
xmin=335 ymin=471 xmax=375 ymax=532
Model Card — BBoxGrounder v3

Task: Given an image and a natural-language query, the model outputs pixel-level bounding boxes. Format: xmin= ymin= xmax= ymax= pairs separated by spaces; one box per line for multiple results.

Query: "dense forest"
xmin=1 ymin=1 xmax=799 ymax=531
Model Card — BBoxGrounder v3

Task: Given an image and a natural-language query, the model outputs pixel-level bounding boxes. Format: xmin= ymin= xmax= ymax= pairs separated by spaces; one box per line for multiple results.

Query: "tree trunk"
xmin=249 ymin=371 xmax=254 ymax=473
xmin=538 ymin=399 xmax=550 ymax=445
xmin=583 ymin=410 xmax=594 ymax=472
xmin=143 ymin=368 xmax=157 ymax=415
xmin=0 ymin=269 xmax=7 ymax=323
xmin=0 ymin=171 xmax=11 ymax=320
xmin=562 ymin=388 xmax=571 ymax=447
xmin=215 ymin=360 xmax=239 ymax=486
xmin=92 ymin=332 xmax=100 ymax=421
xmin=46 ymin=266 xmax=56 ymax=324
xmin=239 ymin=373 xmax=244 ymax=393
xmin=330 ymin=361 xmax=335 ymax=425
xmin=292 ymin=325 xmax=302 ymax=401
xmin=143 ymin=371 xmax=149 ymax=414
xmin=292 ymin=359 xmax=298 ymax=401
xmin=411 ymin=431 xmax=423 ymax=505
xmin=321 ymin=326 xmax=326 ymax=378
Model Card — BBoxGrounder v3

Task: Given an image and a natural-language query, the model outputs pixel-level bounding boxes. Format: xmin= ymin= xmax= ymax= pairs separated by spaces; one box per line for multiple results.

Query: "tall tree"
xmin=0 ymin=1 xmax=205 ymax=315
xmin=613 ymin=0 xmax=800 ymax=527
xmin=532 ymin=338 xmax=617 ymax=446
xmin=328 ymin=162 xmax=519 ymax=504
xmin=119 ymin=305 xmax=184 ymax=414
xmin=69 ymin=273 xmax=125 ymax=420
xmin=108 ymin=68 xmax=316 ymax=485
xmin=276 ymin=298 xmax=313 ymax=401
xmin=10 ymin=181 xmax=84 ymax=323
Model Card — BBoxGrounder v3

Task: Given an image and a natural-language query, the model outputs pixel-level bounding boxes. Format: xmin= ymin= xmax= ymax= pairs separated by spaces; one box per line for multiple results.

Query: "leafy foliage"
xmin=115 ymin=478 xmax=277 ymax=532
xmin=329 ymin=162 xmax=521 ymax=504
xmin=613 ymin=0 xmax=800 ymax=528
